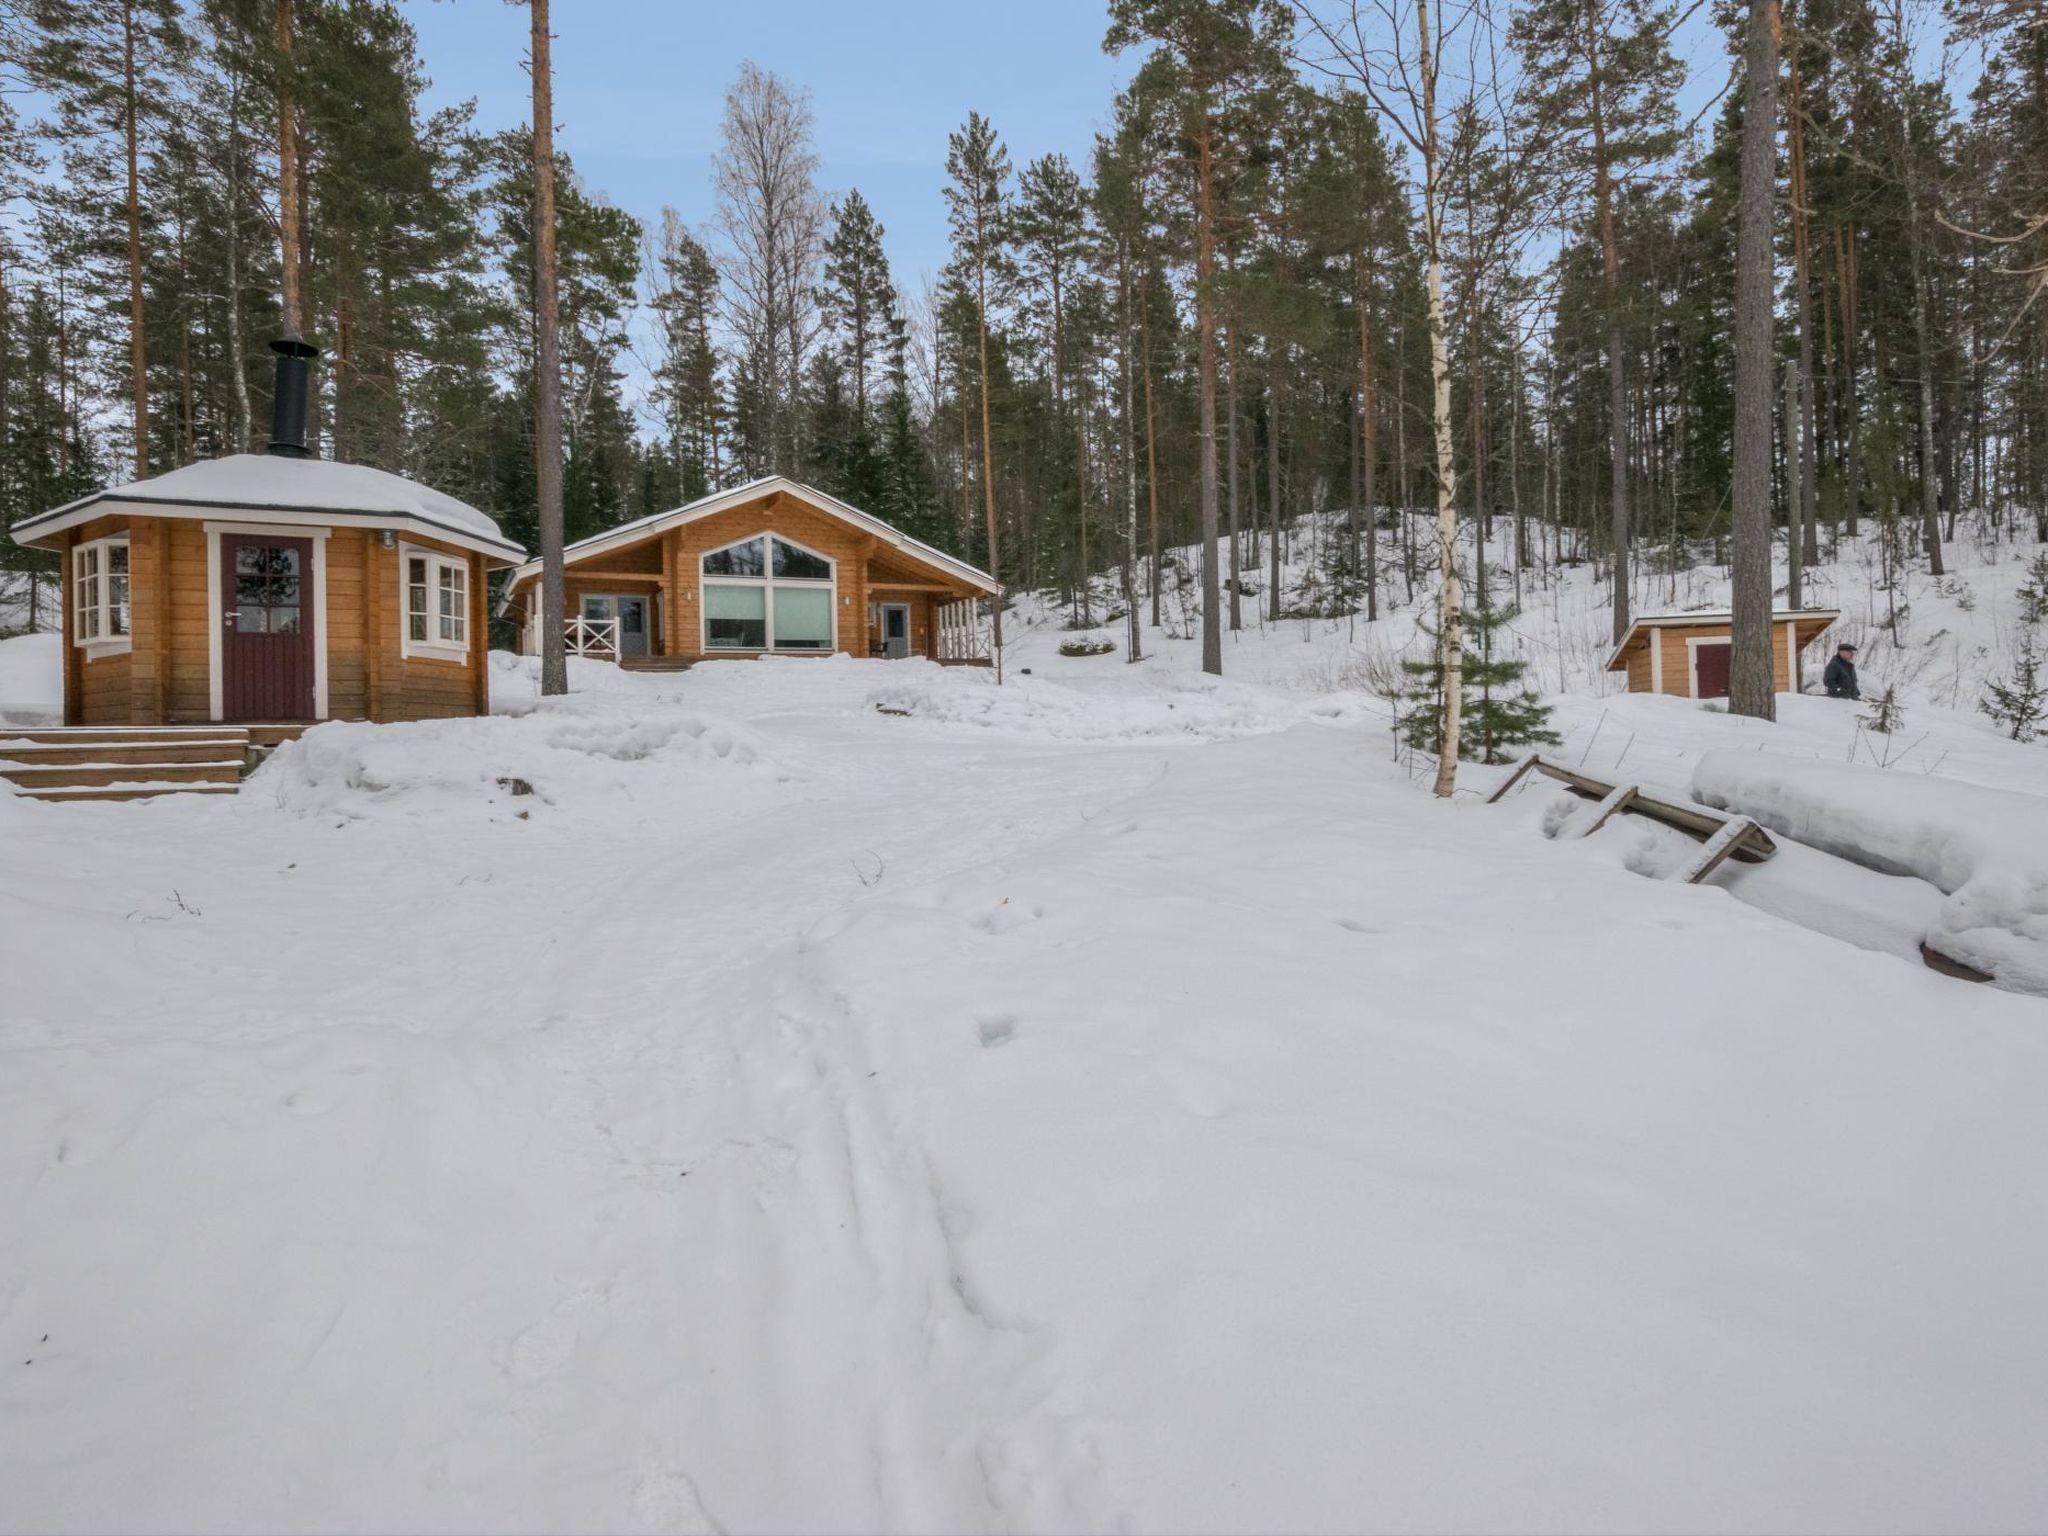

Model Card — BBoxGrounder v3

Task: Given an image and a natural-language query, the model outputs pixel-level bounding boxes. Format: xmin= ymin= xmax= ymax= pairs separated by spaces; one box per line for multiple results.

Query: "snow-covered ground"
xmin=4 ymin=520 xmax=2047 ymax=1532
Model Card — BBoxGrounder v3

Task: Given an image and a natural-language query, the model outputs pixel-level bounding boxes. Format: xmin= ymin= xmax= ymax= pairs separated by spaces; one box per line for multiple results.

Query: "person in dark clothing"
xmin=1824 ymin=642 xmax=1861 ymax=700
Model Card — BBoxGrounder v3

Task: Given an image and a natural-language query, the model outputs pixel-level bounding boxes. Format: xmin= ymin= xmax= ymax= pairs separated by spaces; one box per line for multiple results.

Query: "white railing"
xmin=564 ymin=617 xmax=620 ymax=658
xmin=937 ymin=598 xmax=991 ymax=663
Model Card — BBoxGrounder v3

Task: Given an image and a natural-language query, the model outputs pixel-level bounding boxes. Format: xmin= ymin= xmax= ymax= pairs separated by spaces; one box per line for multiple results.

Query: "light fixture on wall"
xmin=379 ymin=530 xmax=396 ymax=549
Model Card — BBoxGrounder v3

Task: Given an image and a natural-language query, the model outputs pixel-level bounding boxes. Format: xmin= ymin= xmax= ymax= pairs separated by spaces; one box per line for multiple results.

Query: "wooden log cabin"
xmin=498 ymin=476 xmax=998 ymax=667
xmin=9 ymin=340 xmax=525 ymax=729
xmin=1606 ymin=609 xmax=1842 ymax=699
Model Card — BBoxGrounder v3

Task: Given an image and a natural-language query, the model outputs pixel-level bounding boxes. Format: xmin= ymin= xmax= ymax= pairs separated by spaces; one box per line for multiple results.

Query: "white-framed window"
xmin=701 ymin=534 xmax=836 ymax=652
xmin=72 ymin=535 xmax=131 ymax=650
xmin=401 ymin=545 xmax=469 ymax=658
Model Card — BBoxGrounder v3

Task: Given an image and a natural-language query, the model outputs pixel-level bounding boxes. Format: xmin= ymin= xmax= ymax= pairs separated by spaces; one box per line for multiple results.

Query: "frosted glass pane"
xmin=773 ymin=586 xmax=833 ymax=650
xmin=705 ymin=582 xmax=766 ymax=649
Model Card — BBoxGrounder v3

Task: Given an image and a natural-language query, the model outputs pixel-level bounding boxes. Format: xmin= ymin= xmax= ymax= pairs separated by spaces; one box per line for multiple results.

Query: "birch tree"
xmin=1297 ymin=0 xmax=1473 ymax=793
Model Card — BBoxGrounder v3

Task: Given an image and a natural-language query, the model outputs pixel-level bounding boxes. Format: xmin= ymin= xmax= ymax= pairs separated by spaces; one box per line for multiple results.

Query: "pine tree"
xmin=944 ymin=110 xmax=1016 ymax=682
xmin=650 ymin=210 xmax=723 ymax=500
xmin=2015 ymin=552 xmax=2048 ymax=628
xmin=1981 ymin=634 xmax=2047 ymax=743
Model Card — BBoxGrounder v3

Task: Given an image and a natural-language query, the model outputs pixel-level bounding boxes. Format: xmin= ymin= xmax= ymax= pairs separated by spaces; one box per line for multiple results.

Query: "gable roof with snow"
xmin=11 ymin=454 xmax=524 ymax=561
xmin=502 ymin=476 xmax=999 ymax=596
xmin=1604 ymin=608 xmax=1841 ymax=671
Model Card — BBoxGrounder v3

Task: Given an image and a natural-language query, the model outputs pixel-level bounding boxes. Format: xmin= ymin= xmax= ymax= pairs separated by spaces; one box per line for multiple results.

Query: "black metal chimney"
xmin=266 ymin=333 xmax=320 ymax=458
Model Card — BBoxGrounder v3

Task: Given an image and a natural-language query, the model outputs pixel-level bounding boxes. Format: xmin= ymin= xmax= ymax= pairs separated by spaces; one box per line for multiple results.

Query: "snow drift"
xmin=255 ymin=698 xmax=776 ymax=822
xmin=866 ymin=667 xmax=1373 ymax=743
xmin=1693 ymin=750 xmax=2048 ymax=995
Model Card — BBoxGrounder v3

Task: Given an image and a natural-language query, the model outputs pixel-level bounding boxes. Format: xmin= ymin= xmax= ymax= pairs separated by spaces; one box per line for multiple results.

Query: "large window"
xmin=72 ymin=535 xmax=130 ymax=649
xmin=402 ymin=546 xmax=469 ymax=658
xmin=702 ymin=535 xmax=835 ymax=651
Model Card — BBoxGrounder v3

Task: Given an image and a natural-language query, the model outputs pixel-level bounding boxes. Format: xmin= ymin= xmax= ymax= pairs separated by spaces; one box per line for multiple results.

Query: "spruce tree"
xmin=1981 ymin=635 xmax=2047 ymax=743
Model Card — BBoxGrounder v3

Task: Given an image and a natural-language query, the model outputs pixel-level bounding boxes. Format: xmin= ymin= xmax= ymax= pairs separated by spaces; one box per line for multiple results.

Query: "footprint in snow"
xmin=976 ymin=1013 xmax=1019 ymax=1049
xmin=1330 ymin=915 xmax=1385 ymax=935
xmin=505 ymin=1287 xmax=603 ymax=1382
xmin=630 ymin=1467 xmax=721 ymax=1533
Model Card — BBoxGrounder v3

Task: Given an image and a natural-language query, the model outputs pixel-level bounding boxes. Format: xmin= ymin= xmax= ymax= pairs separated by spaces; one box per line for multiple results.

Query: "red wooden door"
xmin=221 ymin=534 xmax=315 ymax=721
xmin=1694 ymin=641 xmax=1732 ymax=699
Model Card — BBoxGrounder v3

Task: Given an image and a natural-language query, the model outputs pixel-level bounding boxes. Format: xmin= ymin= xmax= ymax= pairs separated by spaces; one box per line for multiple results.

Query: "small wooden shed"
xmin=1606 ymin=608 xmax=1840 ymax=699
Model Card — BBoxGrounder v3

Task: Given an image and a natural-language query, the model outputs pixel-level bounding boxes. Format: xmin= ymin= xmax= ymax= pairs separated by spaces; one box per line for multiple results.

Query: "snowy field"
xmin=5 ymin=526 xmax=2048 ymax=1532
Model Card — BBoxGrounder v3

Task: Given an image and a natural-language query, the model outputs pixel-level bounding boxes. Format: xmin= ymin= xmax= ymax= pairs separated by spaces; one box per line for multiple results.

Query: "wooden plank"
xmin=1920 ymin=942 xmax=1993 ymax=984
xmin=1485 ymin=754 xmax=1543 ymax=803
xmin=1574 ymin=783 xmax=1638 ymax=838
xmin=1679 ymin=816 xmax=1761 ymax=884
xmin=1496 ymin=754 xmax=1778 ymax=863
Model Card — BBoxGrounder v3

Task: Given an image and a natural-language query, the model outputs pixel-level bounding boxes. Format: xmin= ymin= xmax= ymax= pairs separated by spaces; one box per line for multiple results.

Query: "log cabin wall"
xmin=58 ymin=515 xmax=492 ymax=726
xmin=517 ymin=490 xmax=986 ymax=662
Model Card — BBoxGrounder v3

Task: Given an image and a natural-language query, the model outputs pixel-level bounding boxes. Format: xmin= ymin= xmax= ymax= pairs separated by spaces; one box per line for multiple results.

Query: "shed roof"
xmin=11 ymin=454 xmax=523 ymax=561
xmin=1604 ymin=608 xmax=1841 ymax=671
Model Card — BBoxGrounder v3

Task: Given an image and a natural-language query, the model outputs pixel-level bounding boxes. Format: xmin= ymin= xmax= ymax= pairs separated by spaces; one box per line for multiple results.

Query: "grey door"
xmin=882 ymin=604 xmax=911 ymax=659
xmin=616 ymin=596 xmax=649 ymax=657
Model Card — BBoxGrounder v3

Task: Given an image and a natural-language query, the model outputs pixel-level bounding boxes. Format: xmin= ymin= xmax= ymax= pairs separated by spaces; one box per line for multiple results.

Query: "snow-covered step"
xmin=0 ymin=759 xmax=244 ymax=790
xmin=0 ymin=725 xmax=252 ymax=747
xmin=0 ymin=738 xmax=252 ymax=767
xmin=9 ymin=780 xmax=242 ymax=803
xmin=0 ymin=725 xmax=257 ymax=801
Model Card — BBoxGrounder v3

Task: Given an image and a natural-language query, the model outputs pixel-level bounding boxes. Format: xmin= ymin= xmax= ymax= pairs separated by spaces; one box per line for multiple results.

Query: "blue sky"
xmin=400 ymin=0 xmax=1139 ymax=289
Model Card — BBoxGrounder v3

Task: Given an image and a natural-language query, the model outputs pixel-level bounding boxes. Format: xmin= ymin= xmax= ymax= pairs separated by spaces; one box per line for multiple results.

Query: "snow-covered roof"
xmin=12 ymin=454 xmax=524 ymax=560
xmin=502 ymin=475 xmax=999 ymax=597
xmin=1605 ymin=608 xmax=1841 ymax=671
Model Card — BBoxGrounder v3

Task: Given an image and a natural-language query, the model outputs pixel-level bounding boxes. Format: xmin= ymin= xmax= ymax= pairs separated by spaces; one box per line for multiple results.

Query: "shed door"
xmin=222 ymin=534 xmax=315 ymax=720
xmin=1694 ymin=641 xmax=1732 ymax=700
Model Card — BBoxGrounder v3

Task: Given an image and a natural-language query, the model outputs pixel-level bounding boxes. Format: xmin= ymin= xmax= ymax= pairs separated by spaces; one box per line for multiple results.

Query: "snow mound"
xmin=0 ymin=631 xmax=62 ymax=724
xmin=255 ymin=698 xmax=775 ymax=821
xmin=866 ymin=667 xmax=1375 ymax=743
xmin=1694 ymin=749 xmax=2048 ymax=995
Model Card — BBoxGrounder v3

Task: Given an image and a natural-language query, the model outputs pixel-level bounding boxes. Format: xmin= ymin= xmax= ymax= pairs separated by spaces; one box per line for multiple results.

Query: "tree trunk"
xmin=1141 ymin=282 xmax=1162 ymax=629
xmin=1226 ymin=319 xmax=1243 ymax=630
xmin=122 ymin=0 xmax=147 ymax=478
xmin=1583 ymin=0 xmax=1629 ymax=645
xmin=1839 ymin=221 xmax=1861 ymax=537
xmin=1893 ymin=22 xmax=1945 ymax=576
xmin=1783 ymin=356 xmax=1803 ymax=608
xmin=1730 ymin=0 xmax=1781 ymax=721
xmin=1121 ymin=241 xmax=1143 ymax=663
xmin=276 ymin=0 xmax=302 ymax=341
xmin=1267 ymin=366 xmax=1282 ymax=624
xmin=531 ymin=0 xmax=568 ymax=697
xmin=973 ymin=222 xmax=1005 ymax=683
xmin=1194 ymin=115 xmax=1223 ymax=676
xmin=225 ymin=69 xmax=254 ymax=452
xmin=1787 ymin=41 xmax=1821 ymax=567
xmin=1418 ymin=0 xmax=1463 ymax=794
xmin=1359 ymin=255 xmax=1379 ymax=622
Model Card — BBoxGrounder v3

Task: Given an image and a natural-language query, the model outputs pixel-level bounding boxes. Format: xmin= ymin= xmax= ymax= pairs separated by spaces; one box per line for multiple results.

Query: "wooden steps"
xmin=618 ymin=656 xmax=695 ymax=672
xmin=0 ymin=725 xmax=256 ymax=803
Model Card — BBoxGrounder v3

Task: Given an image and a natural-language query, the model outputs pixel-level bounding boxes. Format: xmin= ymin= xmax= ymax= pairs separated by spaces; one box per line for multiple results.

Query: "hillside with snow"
xmin=4 ymin=518 xmax=2048 ymax=1532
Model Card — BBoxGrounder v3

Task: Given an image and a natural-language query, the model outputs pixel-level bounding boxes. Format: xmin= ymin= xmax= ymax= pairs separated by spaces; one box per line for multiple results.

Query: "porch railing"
xmin=564 ymin=616 xmax=620 ymax=658
xmin=936 ymin=598 xmax=991 ymax=662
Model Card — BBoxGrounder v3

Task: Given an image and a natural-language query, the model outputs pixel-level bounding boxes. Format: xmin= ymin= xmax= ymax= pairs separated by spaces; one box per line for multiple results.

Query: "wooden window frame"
xmin=699 ymin=533 xmax=838 ymax=654
xmin=71 ymin=535 xmax=132 ymax=657
xmin=400 ymin=544 xmax=470 ymax=661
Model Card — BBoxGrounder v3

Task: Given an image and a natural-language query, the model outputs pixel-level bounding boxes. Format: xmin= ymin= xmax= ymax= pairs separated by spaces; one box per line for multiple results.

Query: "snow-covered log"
xmin=1694 ymin=749 xmax=2048 ymax=995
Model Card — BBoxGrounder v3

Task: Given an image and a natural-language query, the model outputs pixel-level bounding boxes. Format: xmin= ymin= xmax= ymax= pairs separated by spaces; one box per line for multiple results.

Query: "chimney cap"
xmin=270 ymin=332 xmax=320 ymax=361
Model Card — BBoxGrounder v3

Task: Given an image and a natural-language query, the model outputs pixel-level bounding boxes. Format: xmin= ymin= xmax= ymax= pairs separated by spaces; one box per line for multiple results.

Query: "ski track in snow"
xmin=2 ymin=614 xmax=2047 ymax=1531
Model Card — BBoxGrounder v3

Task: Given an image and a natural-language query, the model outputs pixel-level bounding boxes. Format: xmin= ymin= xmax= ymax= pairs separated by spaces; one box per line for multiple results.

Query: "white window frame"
xmin=699 ymin=533 xmax=838 ymax=654
xmin=400 ymin=543 xmax=471 ymax=660
xmin=72 ymin=535 xmax=132 ymax=655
